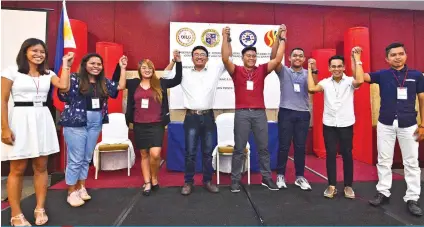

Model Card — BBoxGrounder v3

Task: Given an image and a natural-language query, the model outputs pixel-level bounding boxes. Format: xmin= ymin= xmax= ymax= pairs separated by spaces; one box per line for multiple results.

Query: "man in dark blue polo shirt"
xmin=362 ymin=42 xmax=424 ymax=216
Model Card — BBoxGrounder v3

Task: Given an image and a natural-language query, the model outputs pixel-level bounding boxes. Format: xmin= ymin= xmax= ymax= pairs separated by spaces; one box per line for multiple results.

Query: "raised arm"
xmin=267 ymin=24 xmax=287 ymax=74
xmin=270 ymin=26 xmax=284 ymax=74
xmin=117 ymin=55 xmax=128 ymax=90
xmin=51 ymin=52 xmax=74 ymax=92
xmin=350 ymin=49 xmax=371 ymax=83
xmin=307 ymin=59 xmax=323 ymax=93
xmin=163 ymin=50 xmax=182 ymax=88
xmin=221 ymin=26 xmax=235 ymax=75
xmin=351 ymin=47 xmax=364 ymax=88
xmin=1 ymin=77 xmax=14 ymax=145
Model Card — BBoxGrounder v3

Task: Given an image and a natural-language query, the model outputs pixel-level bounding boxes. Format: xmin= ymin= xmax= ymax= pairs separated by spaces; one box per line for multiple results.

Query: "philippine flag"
xmin=52 ymin=0 xmax=76 ymax=111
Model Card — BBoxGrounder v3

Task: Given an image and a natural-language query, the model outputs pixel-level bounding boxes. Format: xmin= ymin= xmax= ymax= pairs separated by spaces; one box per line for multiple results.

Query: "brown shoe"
xmin=323 ymin=185 xmax=337 ymax=198
xmin=181 ymin=183 xmax=193 ymax=195
xmin=344 ymin=186 xmax=355 ymax=199
xmin=204 ymin=182 xmax=219 ymax=193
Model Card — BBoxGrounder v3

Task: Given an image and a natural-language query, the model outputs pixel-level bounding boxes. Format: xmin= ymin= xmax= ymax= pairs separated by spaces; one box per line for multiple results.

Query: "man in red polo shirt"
xmin=221 ymin=25 xmax=287 ymax=192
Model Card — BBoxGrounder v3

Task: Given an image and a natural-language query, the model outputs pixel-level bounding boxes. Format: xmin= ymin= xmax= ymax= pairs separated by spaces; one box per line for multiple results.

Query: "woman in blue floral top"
xmin=58 ymin=53 xmax=127 ymax=207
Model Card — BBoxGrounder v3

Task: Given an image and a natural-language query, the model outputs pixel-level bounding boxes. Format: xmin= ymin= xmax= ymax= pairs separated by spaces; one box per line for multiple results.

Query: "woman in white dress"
xmin=1 ymin=38 xmax=74 ymax=226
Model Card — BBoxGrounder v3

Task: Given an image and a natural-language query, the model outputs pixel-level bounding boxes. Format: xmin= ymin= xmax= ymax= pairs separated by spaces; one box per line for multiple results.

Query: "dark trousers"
xmin=183 ymin=111 xmax=215 ymax=184
xmin=323 ymin=125 xmax=354 ymax=187
xmin=231 ymin=109 xmax=272 ymax=182
xmin=276 ymin=108 xmax=310 ymax=177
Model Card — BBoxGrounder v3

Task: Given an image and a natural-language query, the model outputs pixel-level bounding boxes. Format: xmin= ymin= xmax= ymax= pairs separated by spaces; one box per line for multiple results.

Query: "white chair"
xmin=93 ymin=113 xmax=135 ymax=179
xmin=213 ymin=113 xmax=250 ymax=185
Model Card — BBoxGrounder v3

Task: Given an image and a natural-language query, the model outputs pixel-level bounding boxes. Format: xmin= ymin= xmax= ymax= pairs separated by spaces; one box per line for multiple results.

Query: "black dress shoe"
xmin=369 ymin=192 xmax=390 ymax=206
xmin=407 ymin=200 xmax=423 ymax=216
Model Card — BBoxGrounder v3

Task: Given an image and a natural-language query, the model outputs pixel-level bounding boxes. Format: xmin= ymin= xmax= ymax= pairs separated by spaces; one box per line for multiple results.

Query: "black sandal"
xmin=152 ymin=183 xmax=160 ymax=192
xmin=142 ymin=182 xmax=151 ymax=196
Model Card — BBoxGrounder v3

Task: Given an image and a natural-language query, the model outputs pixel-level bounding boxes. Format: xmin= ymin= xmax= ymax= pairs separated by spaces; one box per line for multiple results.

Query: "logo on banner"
xmin=176 ymin=27 xmax=196 ymax=47
xmin=201 ymin=29 xmax=220 ymax=47
xmin=264 ymin=30 xmax=277 ymax=47
xmin=239 ymin=30 xmax=257 ymax=47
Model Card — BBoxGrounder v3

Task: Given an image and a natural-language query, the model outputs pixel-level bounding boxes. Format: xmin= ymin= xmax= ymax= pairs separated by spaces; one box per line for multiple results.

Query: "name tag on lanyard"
xmin=92 ymin=98 xmax=100 ymax=109
xmin=141 ymin=98 xmax=149 ymax=108
xmin=246 ymin=81 xmax=254 ymax=90
xmin=294 ymin=83 xmax=300 ymax=92
xmin=397 ymin=87 xmax=407 ymax=100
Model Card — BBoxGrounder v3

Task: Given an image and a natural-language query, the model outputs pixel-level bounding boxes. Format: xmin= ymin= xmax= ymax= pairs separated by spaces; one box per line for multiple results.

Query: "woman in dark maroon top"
xmin=124 ymin=51 xmax=182 ymax=196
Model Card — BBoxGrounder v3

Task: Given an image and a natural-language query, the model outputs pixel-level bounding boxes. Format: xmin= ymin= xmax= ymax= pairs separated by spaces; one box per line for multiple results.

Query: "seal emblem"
xmin=176 ymin=27 xmax=196 ymax=47
xmin=201 ymin=29 xmax=220 ymax=47
xmin=239 ymin=30 xmax=257 ymax=47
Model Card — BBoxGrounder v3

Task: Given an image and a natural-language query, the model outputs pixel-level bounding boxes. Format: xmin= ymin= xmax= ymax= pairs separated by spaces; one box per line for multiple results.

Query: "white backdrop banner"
xmin=169 ymin=22 xmax=283 ymax=109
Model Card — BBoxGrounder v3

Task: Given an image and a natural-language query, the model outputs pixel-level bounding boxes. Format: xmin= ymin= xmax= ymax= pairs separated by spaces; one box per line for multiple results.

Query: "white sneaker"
xmin=67 ymin=191 xmax=85 ymax=207
xmin=295 ymin=177 xmax=312 ymax=191
xmin=276 ymin=175 xmax=287 ymax=189
xmin=78 ymin=186 xmax=91 ymax=201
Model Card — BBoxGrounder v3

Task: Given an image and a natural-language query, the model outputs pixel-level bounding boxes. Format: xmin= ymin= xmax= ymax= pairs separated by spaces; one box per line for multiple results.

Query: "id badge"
xmin=141 ymin=99 xmax=149 ymax=109
xmin=33 ymin=95 xmax=44 ymax=107
xmin=397 ymin=87 xmax=407 ymax=100
xmin=294 ymin=83 xmax=301 ymax=93
xmin=246 ymin=81 xmax=254 ymax=90
xmin=33 ymin=101 xmax=43 ymax=107
xmin=92 ymin=98 xmax=100 ymax=109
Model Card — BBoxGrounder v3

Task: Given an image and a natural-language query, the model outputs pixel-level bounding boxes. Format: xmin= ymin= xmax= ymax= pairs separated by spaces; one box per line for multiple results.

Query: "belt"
xmin=186 ymin=109 xmax=211 ymax=115
xmin=14 ymin=102 xmax=47 ymax=107
xmin=239 ymin=108 xmax=262 ymax=111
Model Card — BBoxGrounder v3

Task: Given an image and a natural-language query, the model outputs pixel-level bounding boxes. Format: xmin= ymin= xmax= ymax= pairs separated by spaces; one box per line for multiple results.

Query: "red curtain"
xmin=311 ymin=49 xmax=336 ymax=158
xmin=344 ymin=27 xmax=373 ymax=164
xmin=96 ymin=42 xmax=124 ymax=113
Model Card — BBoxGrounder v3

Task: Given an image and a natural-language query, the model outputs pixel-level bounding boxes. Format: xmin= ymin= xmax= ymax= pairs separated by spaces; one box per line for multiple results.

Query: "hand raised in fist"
xmin=62 ymin=52 xmax=75 ymax=67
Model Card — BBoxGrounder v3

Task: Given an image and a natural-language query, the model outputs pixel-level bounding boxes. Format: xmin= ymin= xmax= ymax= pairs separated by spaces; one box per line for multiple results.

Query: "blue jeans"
xmin=183 ymin=111 xmax=215 ymax=184
xmin=64 ymin=111 xmax=102 ymax=185
xmin=276 ymin=108 xmax=310 ymax=177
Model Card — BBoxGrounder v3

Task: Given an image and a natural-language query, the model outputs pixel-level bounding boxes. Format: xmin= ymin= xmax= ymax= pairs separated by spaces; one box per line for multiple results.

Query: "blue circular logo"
xmin=239 ymin=30 xmax=257 ymax=47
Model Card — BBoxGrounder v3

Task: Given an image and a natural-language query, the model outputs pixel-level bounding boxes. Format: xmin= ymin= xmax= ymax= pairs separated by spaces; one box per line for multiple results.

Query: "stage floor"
xmin=2 ymin=180 xmax=424 ymax=226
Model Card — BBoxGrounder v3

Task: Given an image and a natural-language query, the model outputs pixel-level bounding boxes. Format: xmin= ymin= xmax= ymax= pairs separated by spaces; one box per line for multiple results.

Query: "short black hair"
xmin=16 ymin=38 xmax=49 ymax=75
xmin=290 ymin=47 xmax=304 ymax=56
xmin=385 ymin=42 xmax=406 ymax=57
xmin=328 ymin=55 xmax=345 ymax=66
xmin=241 ymin=46 xmax=256 ymax=56
xmin=191 ymin=46 xmax=209 ymax=57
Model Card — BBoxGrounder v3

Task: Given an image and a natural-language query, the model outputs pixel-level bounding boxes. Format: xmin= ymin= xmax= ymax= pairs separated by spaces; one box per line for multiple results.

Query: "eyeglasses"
xmin=193 ymin=53 xmax=207 ymax=57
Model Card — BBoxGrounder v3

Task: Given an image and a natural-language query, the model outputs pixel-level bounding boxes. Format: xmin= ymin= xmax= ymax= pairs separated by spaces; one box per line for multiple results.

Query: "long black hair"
xmin=16 ymin=38 xmax=49 ymax=75
xmin=77 ymin=53 xmax=109 ymax=98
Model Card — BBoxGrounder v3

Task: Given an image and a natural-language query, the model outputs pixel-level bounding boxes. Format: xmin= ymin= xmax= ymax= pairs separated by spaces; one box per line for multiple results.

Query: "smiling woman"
xmin=1 ymin=38 xmax=72 ymax=226
xmin=57 ymin=53 xmax=127 ymax=207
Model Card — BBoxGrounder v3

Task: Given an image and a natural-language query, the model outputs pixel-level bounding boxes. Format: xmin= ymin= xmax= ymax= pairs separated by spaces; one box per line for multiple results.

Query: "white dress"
xmin=1 ymin=66 xmax=60 ymax=161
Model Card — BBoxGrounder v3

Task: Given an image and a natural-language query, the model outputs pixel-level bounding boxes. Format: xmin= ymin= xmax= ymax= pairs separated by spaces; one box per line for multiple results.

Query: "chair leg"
xmin=127 ymin=149 xmax=130 ymax=176
xmin=248 ymin=153 xmax=250 ymax=185
xmin=217 ymin=152 xmax=220 ymax=185
xmin=95 ymin=152 xmax=99 ymax=180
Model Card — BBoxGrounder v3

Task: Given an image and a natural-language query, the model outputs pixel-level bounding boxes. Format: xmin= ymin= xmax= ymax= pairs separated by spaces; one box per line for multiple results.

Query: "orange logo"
xmin=264 ymin=30 xmax=277 ymax=47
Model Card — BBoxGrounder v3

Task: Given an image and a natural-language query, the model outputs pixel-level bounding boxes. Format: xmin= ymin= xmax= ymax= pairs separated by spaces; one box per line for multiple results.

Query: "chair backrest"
xmin=102 ymin=113 xmax=128 ymax=143
xmin=215 ymin=113 xmax=235 ymax=146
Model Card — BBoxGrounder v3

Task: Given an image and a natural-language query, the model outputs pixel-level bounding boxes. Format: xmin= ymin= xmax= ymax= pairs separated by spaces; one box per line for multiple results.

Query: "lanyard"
xmin=392 ymin=69 xmax=408 ymax=88
xmin=32 ymin=77 xmax=40 ymax=94
xmin=92 ymin=83 xmax=97 ymax=97
xmin=244 ymin=68 xmax=254 ymax=81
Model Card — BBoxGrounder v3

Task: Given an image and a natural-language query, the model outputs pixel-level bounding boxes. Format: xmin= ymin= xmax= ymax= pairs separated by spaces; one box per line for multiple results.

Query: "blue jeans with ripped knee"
xmin=63 ymin=111 xmax=102 ymax=186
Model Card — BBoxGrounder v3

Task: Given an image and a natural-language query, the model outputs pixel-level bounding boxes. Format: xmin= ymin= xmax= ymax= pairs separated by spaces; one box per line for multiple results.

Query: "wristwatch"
xmin=356 ymin=61 xmax=363 ymax=65
xmin=279 ymin=37 xmax=286 ymax=42
xmin=312 ymin=70 xmax=319 ymax=74
xmin=419 ymin=125 xmax=424 ymax=128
